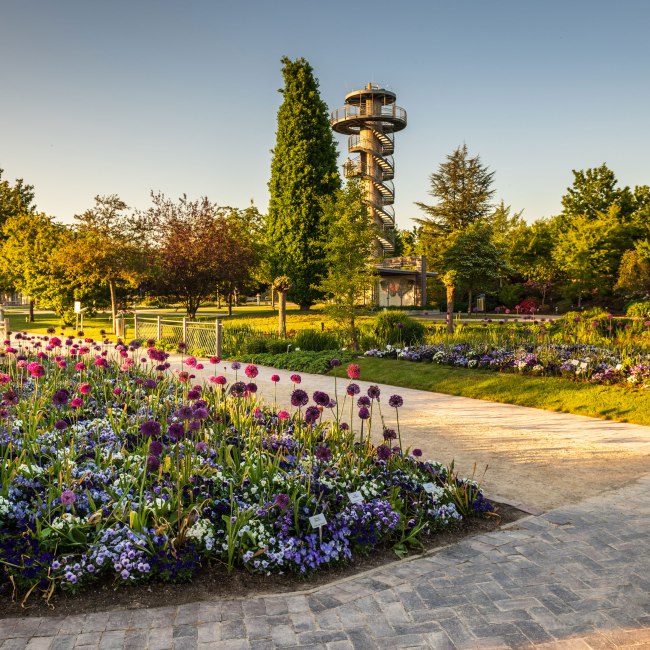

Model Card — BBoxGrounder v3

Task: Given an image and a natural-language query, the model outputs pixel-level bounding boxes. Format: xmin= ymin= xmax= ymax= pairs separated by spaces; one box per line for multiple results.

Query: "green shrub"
xmin=266 ymin=338 xmax=291 ymax=355
xmin=293 ymin=329 xmax=342 ymax=352
xmin=245 ymin=350 xmax=358 ymax=374
xmin=626 ymin=300 xmax=650 ymax=318
xmin=372 ymin=311 xmax=425 ymax=347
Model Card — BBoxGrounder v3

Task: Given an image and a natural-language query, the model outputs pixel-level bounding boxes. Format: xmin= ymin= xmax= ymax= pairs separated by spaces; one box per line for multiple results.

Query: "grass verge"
xmin=334 ymin=357 xmax=650 ymax=426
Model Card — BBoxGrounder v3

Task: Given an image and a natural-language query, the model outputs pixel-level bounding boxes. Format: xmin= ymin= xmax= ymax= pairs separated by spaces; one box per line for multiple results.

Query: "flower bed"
xmin=0 ymin=333 xmax=492 ymax=603
xmin=364 ymin=342 xmax=650 ymax=388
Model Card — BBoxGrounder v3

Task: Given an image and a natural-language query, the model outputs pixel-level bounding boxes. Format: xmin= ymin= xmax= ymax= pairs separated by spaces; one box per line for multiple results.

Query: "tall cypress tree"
xmin=267 ymin=56 xmax=340 ymax=310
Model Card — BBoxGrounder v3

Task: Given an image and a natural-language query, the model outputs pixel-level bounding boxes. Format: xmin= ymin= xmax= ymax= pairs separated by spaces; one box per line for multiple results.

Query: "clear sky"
xmin=1 ymin=0 xmax=649 ymax=227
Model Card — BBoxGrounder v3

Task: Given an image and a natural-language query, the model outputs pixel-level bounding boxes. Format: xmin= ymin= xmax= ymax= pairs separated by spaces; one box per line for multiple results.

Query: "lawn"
xmin=334 ymin=357 xmax=650 ymax=426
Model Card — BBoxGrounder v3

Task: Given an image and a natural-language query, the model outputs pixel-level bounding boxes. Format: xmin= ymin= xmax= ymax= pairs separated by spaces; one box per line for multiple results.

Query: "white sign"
xmin=74 ymin=301 xmax=82 ymax=314
xmin=347 ymin=491 xmax=364 ymax=505
xmin=422 ymin=482 xmax=436 ymax=494
xmin=309 ymin=513 xmax=327 ymax=528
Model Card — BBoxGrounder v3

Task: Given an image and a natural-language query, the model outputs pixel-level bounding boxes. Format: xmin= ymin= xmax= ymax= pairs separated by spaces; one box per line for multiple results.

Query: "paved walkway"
xmin=2 ymin=473 xmax=650 ymax=649
xmin=3 ymin=359 xmax=650 ymax=648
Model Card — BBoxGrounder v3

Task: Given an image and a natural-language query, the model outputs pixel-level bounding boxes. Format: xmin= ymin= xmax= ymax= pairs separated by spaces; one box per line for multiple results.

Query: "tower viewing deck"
xmin=330 ymin=83 xmax=407 ymax=255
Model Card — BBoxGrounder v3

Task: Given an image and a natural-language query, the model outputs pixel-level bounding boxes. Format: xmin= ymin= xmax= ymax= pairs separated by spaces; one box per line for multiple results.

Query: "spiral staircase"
xmin=331 ymin=84 xmax=407 ymax=255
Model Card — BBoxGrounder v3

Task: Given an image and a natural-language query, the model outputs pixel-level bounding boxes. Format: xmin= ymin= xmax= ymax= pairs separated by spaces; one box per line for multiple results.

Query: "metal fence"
xmin=123 ymin=316 xmax=223 ymax=356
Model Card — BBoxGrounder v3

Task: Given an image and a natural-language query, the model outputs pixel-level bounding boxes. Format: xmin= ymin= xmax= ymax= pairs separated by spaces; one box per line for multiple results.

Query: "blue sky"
xmin=1 ymin=0 xmax=649 ymax=227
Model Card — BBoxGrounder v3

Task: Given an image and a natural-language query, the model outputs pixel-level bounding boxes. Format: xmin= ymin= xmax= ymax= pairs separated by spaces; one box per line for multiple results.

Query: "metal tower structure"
xmin=330 ymin=83 xmax=407 ymax=255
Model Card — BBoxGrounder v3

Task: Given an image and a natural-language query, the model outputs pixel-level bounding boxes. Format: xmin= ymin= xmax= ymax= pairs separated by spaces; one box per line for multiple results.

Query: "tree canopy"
xmin=266 ymin=56 xmax=340 ymax=310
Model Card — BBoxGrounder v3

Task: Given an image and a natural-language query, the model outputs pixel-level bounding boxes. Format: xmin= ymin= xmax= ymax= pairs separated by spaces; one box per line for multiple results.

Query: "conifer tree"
xmin=267 ymin=56 xmax=340 ymax=310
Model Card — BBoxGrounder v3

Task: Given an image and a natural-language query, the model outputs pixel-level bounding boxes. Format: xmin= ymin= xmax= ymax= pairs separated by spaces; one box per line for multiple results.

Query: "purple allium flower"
xmin=188 ymin=420 xmax=201 ymax=431
xmin=187 ymin=389 xmax=201 ymax=400
xmin=330 ymin=358 xmax=341 ymax=367
xmin=313 ymin=390 xmax=330 ymax=407
xmin=167 ymin=423 xmax=185 ymax=440
xmin=54 ymin=419 xmax=68 ymax=431
xmin=231 ymin=361 xmax=241 ymax=370
xmin=52 ymin=389 xmax=70 ymax=407
xmin=61 ymin=490 xmax=76 ymax=506
xmin=346 ymin=383 xmax=360 ymax=396
xmin=315 ymin=445 xmax=332 ymax=462
xmin=175 ymin=405 xmax=193 ymax=420
xmin=340 ymin=422 xmax=349 ymax=430
xmin=367 ymin=385 xmax=381 ymax=400
xmin=139 ymin=420 xmax=161 ymax=437
xmin=195 ymin=441 xmax=208 ymax=452
xmin=274 ymin=493 xmax=290 ymax=509
xmin=246 ymin=382 xmax=258 ymax=394
xmin=382 ymin=428 xmax=397 ymax=441
xmin=388 ymin=395 xmax=403 ymax=409
xmin=358 ymin=406 xmax=370 ymax=420
xmin=304 ymin=405 xmax=320 ymax=423
xmin=376 ymin=445 xmax=392 ymax=460
xmin=178 ymin=342 xmax=187 ymax=351
xmin=143 ymin=379 xmax=157 ymax=390
xmin=193 ymin=407 xmax=209 ymax=421
xmin=357 ymin=396 xmax=371 ymax=407
xmin=146 ymin=455 xmax=161 ymax=472
xmin=149 ymin=440 xmax=164 ymax=457
xmin=290 ymin=388 xmax=309 ymax=407
xmin=230 ymin=381 xmax=247 ymax=397
xmin=412 ymin=448 xmax=423 ymax=457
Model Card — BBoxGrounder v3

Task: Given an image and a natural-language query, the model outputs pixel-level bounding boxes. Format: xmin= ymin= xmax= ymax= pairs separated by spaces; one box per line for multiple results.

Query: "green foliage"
xmin=317 ymin=178 xmax=377 ymax=349
xmin=416 ymin=144 xmax=496 ymax=234
xmin=626 ymin=301 xmax=650 ymax=318
xmin=266 ymin=56 xmax=340 ymax=310
xmin=372 ymin=311 xmax=425 ymax=347
xmin=561 ymin=164 xmax=634 ymax=222
xmin=246 ymin=350 xmax=357 ymax=374
xmin=497 ymin=283 xmax=525 ymax=308
xmin=0 ymin=168 xmax=36 ymax=230
xmin=294 ymin=329 xmax=342 ymax=352
xmin=616 ymin=240 xmax=650 ymax=298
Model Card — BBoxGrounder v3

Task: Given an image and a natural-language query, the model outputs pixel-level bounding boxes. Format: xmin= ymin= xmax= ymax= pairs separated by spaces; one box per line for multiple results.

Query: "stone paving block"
xmin=98 ymin=630 xmax=125 ymax=650
xmin=70 ymin=633 xmax=99 ymax=648
xmin=220 ymin=602 xmax=244 ymax=622
xmin=325 ymin=641 xmax=354 ymax=650
xmin=345 ymin=629 xmax=378 ymax=650
xmin=25 ymin=638 xmax=54 ymax=650
xmin=49 ymin=637 xmax=75 ymax=650
xmin=289 ymin=612 xmax=316 ymax=632
xmin=243 ymin=619 xmax=269 ymax=641
xmin=221 ymin=621 xmax=246 ymax=641
xmin=298 ymin=631 xmax=348 ymax=646
xmin=270 ymin=624 xmax=297 ymax=647
xmin=147 ymin=626 xmax=174 ymax=650
xmin=172 ymin=637 xmax=198 ymax=650
xmin=0 ymin=641 xmax=29 ymax=650
xmin=123 ymin=629 xmax=148 ymax=650
xmin=197 ymin=622 xmax=221 ymax=644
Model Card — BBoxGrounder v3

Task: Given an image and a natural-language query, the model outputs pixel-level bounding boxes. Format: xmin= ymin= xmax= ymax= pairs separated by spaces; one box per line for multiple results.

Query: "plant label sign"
xmin=347 ymin=491 xmax=364 ymax=504
xmin=422 ymin=482 xmax=436 ymax=494
xmin=309 ymin=513 xmax=327 ymax=529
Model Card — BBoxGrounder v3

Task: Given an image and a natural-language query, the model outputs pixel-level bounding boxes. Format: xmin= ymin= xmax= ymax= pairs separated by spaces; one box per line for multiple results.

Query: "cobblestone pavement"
xmin=2 ymin=473 xmax=650 ymax=649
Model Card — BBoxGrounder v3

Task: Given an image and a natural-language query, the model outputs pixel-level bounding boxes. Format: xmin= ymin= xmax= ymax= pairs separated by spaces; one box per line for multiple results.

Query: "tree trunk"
xmin=350 ymin=314 xmax=359 ymax=351
xmin=270 ymin=286 xmax=275 ymax=309
xmin=109 ymin=280 xmax=117 ymax=333
xmin=446 ymin=285 xmax=455 ymax=334
xmin=299 ymin=302 xmax=311 ymax=311
xmin=28 ymin=298 xmax=35 ymax=322
xmin=217 ymin=291 xmax=221 ymax=309
xmin=467 ymin=288 xmax=473 ymax=315
xmin=228 ymin=293 xmax=233 ymax=317
xmin=278 ymin=291 xmax=287 ymax=337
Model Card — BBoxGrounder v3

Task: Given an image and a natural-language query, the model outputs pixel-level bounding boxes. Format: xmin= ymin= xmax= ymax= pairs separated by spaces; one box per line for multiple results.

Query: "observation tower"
xmin=330 ymin=83 xmax=407 ymax=255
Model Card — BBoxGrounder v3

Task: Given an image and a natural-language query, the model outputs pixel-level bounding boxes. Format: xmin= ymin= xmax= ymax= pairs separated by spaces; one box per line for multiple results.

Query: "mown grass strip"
xmin=333 ymin=357 xmax=650 ymax=426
